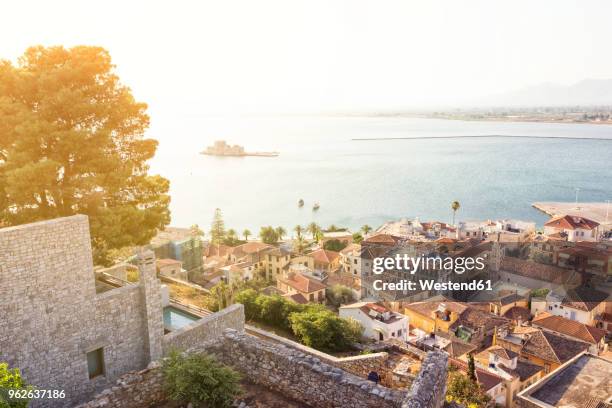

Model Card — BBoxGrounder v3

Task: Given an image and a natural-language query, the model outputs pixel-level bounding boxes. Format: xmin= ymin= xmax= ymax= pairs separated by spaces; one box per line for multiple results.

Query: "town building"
xmin=339 ymin=302 xmax=408 ymax=341
xmin=531 ymin=312 xmax=607 ymax=354
xmin=156 ymin=258 xmax=187 ymax=280
xmin=543 ymin=214 xmax=601 ymax=242
xmin=532 ymin=286 xmax=609 ymax=325
xmin=150 ymin=227 xmax=203 ymax=272
xmin=276 ymin=271 xmax=327 ymax=303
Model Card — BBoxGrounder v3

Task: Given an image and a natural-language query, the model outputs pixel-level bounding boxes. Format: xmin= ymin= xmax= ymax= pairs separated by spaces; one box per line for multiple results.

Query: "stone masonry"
xmin=0 ymin=216 xmax=163 ymax=407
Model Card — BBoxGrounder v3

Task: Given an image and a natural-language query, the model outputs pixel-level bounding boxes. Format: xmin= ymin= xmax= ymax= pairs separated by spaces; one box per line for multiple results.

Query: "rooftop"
xmin=544 ymin=214 xmax=600 ymax=231
xmin=533 ymin=312 xmax=606 ymax=344
xmin=520 ymin=353 xmax=612 ymax=408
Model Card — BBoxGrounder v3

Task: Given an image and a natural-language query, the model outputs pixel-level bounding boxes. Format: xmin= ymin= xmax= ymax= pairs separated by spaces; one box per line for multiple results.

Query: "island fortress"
xmin=0 ymin=215 xmax=447 ymax=408
xmin=201 ymin=140 xmax=279 ymax=157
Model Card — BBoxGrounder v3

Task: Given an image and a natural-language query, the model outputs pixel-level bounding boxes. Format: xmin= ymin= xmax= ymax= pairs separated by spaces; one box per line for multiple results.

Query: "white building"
xmin=339 ymin=302 xmax=408 ymax=342
xmin=543 ymin=215 xmax=600 ymax=242
xmin=532 ymin=287 xmax=609 ymax=325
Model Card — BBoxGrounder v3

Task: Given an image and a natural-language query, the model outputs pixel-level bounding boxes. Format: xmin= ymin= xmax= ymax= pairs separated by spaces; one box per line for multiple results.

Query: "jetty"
xmin=201 ymin=140 xmax=279 ymax=157
xmin=532 ymin=201 xmax=611 ymax=226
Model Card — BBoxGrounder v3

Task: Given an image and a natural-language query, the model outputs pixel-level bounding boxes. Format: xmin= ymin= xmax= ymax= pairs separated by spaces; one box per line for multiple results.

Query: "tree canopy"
xmin=0 ymin=46 xmax=170 ymax=264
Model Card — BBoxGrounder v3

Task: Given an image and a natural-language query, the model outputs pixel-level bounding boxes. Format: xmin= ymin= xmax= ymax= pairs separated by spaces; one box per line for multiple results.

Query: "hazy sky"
xmin=3 ymin=0 xmax=612 ymax=113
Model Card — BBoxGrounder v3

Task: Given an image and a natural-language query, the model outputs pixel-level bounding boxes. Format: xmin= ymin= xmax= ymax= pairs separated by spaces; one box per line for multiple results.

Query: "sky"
xmin=2 ymin=0 xmax=612 ymax=114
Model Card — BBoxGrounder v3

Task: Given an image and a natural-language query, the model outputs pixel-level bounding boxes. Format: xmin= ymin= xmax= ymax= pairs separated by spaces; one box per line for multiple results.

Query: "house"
xmin=339 ymin=302 xmax=408 ymax=341
xmin=474 ymin=345 xmax=544 ymax=407
xmin=228 ymin=241 xmax=273 ymax=265
xmin=307 ymin=248 xmax=341 ymax=274
xmin=339 ymin=243 xmax=361 ymax=277
xmin=277 ymin=272 xmax=326 ymax=303
xmin=554 ymin=241 xmax=612 ymax=278
xmin=320 ymin=230 xmax=353 ymax=247
xmin=543 ymin=215 xmax=600 ymax=242
xmin=262 ymin=246 xmax=291 ymax=281
xmin=221 ymin=261 xmax=257 ymax=283
xmin=495 ymin=326 xmax=589 ymax=374
xmin=517 ymin=353 xmax=612 ymax=408
xmin=538 ymin=286 xmax=609 ymax=325
xmin=363 ymin=233 xmax=403 ymax=246
xmin=156 ymin=258 xmax=187 ymax=281
xmin=531 ymin=312 xmax=607 ymax=354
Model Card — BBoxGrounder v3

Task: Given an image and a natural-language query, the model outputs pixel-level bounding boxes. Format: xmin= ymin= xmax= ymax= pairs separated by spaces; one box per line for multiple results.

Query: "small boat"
xmin=298 ymin=199 xmax=304 ymax=207
xmin=312 ymin=202 xmax=320 ymax=211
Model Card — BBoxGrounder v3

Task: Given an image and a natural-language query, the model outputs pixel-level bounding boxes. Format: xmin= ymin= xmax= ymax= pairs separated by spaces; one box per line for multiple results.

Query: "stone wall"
xmin=402 ymin=351 xmax=448 ymax=408
xmin=162 ymin=304 xmax=245 ymax=355
xmin=0 ymin=216 xmax=162 ymax=407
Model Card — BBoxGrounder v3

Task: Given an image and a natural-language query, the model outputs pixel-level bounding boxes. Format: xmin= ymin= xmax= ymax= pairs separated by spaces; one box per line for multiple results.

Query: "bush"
xmin=162 ymin=351 xmax=241 ymax=408
xmin=234 ymin=289 xmax=260 ymax=321
xmin=0 ymin=363 xmax=30 ymax=408
xmin=530 ymin=288 xmax=550 ymax=298
xmin=323 ymin=239 xmax=347 ymax=252
xmin=445 ymin=371 xmax=490 ymax=408
xmin=326 ymin=284 xmax=355 ymax=308
xmin=289 ymin=309 xmax=363 ymax=352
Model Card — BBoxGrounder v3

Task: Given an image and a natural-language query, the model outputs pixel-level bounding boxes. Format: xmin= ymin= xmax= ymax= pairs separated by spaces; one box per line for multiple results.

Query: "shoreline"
xmin=351 ymin=134 xmax=612 ymax=141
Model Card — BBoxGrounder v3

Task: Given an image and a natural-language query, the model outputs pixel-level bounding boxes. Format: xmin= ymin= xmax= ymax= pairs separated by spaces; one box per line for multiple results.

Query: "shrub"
xmin=234 ymin=289 xmax=261 ymax=321
xmin=0 ymin=362 xmax=30 ymax=408
xmin=326 ymin=284 xmax=355 ymax=308
xmin=445 ymin=371 xmax=490 ymax=408
xmin=162 ymin=351 xmax=241 ymax=408
xmin=323 ymin=239 xmax=347 ymax=252
xmin=289 ymin=309 xmax=363 ymax=352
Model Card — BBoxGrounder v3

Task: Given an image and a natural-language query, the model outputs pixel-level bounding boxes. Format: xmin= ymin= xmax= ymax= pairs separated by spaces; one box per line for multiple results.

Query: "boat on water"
xmin=312 ymin=202 xmax=320 ymax=211
xmin=200 ymin=140 xmax=279 ymax=157
xmin=298 ymin=199 xmax=304 ymax=207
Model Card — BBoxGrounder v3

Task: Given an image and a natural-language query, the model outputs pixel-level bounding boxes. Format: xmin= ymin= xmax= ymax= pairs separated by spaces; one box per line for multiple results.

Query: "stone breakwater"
xmin=78 ymin=328 xmax=449 ymax=408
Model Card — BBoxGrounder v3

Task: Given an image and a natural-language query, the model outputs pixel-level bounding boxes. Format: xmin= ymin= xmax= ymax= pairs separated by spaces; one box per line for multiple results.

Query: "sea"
xmin=148 ymin=116 xmax=612 ymax=234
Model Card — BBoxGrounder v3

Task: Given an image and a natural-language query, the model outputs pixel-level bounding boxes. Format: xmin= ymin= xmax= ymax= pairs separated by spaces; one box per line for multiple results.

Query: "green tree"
xmin=451 ymin=200 xmax=461 ymax=225
xmin=445 ymin=370 xmax=490 ymax=408
xmin=234 ymin=289 xmax=261 ymax=321
xmin=323 ymin=239 xmax=347 ymax=252
xmin=162 ymin=351 xmax=241 ymax=408
xmin=0 ymin=46 xmax=170 ymax=266
xmin=210 ymin=208 xmax=226 ymax=245
xmin=255 ymin=295 xmax=286 ymax=326
xmin=307 ymin=222 xmax=321 ymax=240
xmin=361 ymin=224 xmax=372 ymax=236
xmin=352 ymin=232 xmax=364 ymax=244
xmin=293 ymin=224 xmax=303 ymax=239
xmin=275 ymin=226 xmax=286 ymax=241
xmin=227 ymin=229 xmax=237 ymax=240
xmin=293 ymin=235 xmax=307 ymax=254
xmin=326 ymin=284 xmax=355 ymax=308
xmin=259 ymin=226 xmax=278 ymax=244
xmin=209 ymin=281 xmax=231 ymax=310
xmin=289 ymin=309 xmax=362 ymax=352
xmin=467 ymin=353 xmax=476 ymax=382
xmin=0 ymin=362 xmax=31 ymax=408
xmin=242 ymin=229 xmax=251 ymax=241
xmin=190 ymin=224 xmax=204 ymax=238
xmin=327 ymin=224 xmax=340 ymax=232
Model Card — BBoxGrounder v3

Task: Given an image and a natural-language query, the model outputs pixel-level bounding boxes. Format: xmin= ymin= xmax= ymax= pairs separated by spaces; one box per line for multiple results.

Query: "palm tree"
xmin=294 ymin=225 xmax=303 ymax=239
xmin=361 ymin=224 xmax=372 ymax=236
xmin=227 ymin=228 xmax=237 ymax=239
xmin=451 ymin=200 xmax=461 ymax=225
xmin=307 ymin=222 xmax=320 ymax=240
xmin=275 ymin=226 xmax=286 ymax=241
xmin=243 ymin=229 xmax=251 ymax=241
xmin=293 ymin=235 xmax=306 ymax=254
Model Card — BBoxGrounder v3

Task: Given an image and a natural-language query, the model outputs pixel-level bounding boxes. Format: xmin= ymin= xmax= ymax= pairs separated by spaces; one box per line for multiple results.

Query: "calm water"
xmin=148 ymin=116 xmax=612 ymax=233
xmin=163 ymin=306 xmax=200 ymax=330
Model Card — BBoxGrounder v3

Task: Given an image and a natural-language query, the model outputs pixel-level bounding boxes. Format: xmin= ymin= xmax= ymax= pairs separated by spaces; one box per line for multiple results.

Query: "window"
xmin=309 ymin=293 xmax=314 ymax=301
xmin=87 ymin=348 xmax=105 ymax=379
xmin=354 ymin=259 xmax=357 ymax=264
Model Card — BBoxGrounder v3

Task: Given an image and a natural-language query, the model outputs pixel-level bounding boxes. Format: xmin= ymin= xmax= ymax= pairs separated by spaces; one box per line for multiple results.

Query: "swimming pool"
xmin=163 ymin=305 xmax=200 ymax=331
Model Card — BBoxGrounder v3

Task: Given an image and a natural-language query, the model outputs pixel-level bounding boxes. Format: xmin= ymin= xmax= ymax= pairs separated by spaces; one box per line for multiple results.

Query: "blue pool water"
xmin=163 ymin=306 xmax=200 ymax=330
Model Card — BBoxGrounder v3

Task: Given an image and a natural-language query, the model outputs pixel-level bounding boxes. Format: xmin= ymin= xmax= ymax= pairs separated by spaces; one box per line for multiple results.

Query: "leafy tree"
xmin=162 ymin=351 xmax=241 ymax=408
xmin=209 ymin=281 xmax=231 ymax=311
xmin=293 ymin=235 xmax=307 ymax=254
xmin=326 ymin=284 xmax=355 ymax=308
xmin=307 ymin=222 xmax=321 ymax=240
xmin=259 ymin=226 xmax=278 ymax=244
xmin=451 ymin=200 xmax=461 ymax=225
xmin=0 ymin=363 xmax=30 ymax=408
xmin=361 ymin=224 xmax=372 ymax=235
xmin=323 ymin=239 xmax=347 ymax=252
xmin=190 ymin=224 xmax=204 ymax=237
xmin=352 ymin=232 xmax=364 ymax=244
xmin=327 ymin=224 xmax=340 ymax=232
xmin=234 ymin=289 xmax=260 ymax=321
xmin=289 ymin=310 xmax=362 ymax=352
xmin=445 ymin=371 xmax=490 ymax=408
xmin=210 ymin=208 xmax=226 ymax=245
xmin=255 ymin=295 xmax=286 ymax=326
xmin=0 ymin=46 xmax=170 ymax=266
xmin=275 ymin=226 xmax=286 ymax=241
xmin=227 ymin=229 xmax=237 ymax=240
xmin=242 ymin=229 xmax=251 ymax=241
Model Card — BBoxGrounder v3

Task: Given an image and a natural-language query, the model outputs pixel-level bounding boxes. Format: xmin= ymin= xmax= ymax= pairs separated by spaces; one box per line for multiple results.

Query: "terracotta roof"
xmin=545 ymin=215 xmax=600 ymax=231
xmin=278 ymin=273 xmax=326 ymax=293
xmin=421 ymin=221 xmax=456 ymax=233
xmin=339 ymin=243 xmax=361 ymax=255
xmin=283 ymin=292 xmax=309 ymax=304
xmin=405 ymin=299 xmax=468 ymax=316
xmin=435 ymin=237 xmax=457 ymax=244
xmin=498 ymin=360 xmax=543 ymax=381
xmin=561 ymin=287 xmax=609 ymax=312
xmin=443 ymin=341 xmax=476 ymax=358
xmin=488 ymin=345 xmax=518 ymax=360
xmin=475 ymin=369 xmax=504 ymax=392
xmin=532 ymin=313 xmax=605 ymax=344
xmin=231 ymin=242 xmax=273 ymax=258
xmin=503 ymin=306 xmax=531 ymax=322
xmin=363 ymin=233 xmax=403 ymax=245
xmin=308 ymin=249 xmax=340 ymax=265
xmin=450 ymin=307 xmax=510 ymax=333
xmin=520 ymin=329 xmax=588 ymax=364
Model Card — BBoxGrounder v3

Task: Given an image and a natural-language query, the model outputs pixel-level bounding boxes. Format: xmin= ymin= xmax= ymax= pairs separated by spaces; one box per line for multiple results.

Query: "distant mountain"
xmin=476 ymin=79 xmax=612 ymax=107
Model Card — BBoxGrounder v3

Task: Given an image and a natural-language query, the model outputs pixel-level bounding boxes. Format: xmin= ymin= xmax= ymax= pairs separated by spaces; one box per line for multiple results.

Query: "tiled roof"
xmin=488 ymin=345 xmax=518 ymax=360
xmin=562 ymin=287 xmax=609 ymax=312
xmin=520 ymin=329 xmax=588 ymax=364
xmin=503 ymin=306 xmax=531 ymax=322
xmin=278 ymin=273 xmax=326 ymax=293
xmin=443 ymin=341 xmax=476 ymax=358
xmin=283 ymin=292 xmax=309 ymax=304
xmin=544 ymin=215 xmax=600 ymax=231
xmin=532 ymin=313 xmax=605 ymax=344
xmin=232 ymin=242 xmax=273 ymax=258
xmin=308 ymin=249 xmax=340 ymax=265
xmin=363 ymin=233 xmax=403 ymax=245
xmin=498 ymin=360 xmax=543 ymax=381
